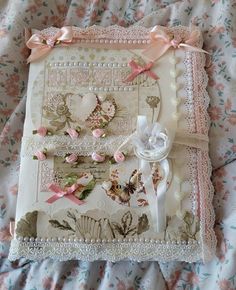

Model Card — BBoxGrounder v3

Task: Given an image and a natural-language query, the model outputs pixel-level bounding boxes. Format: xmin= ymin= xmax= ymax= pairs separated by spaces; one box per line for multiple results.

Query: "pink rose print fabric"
xmin=0 ymin=0 xmax=236 ymax=289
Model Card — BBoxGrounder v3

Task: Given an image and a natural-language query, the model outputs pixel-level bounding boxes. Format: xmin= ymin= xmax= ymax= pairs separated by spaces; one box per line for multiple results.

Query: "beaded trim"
xmin=16 ymin=236 xmax=200 ymax=245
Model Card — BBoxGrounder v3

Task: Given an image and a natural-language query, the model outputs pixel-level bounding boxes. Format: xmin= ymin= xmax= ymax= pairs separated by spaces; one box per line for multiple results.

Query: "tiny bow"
xmin=46 ymin=183 xmax=85 ymax=205
xmin=124 ymin=60 xmax=159 ymax=83
xmin=26 ymin=26 xmax=73 ymax=63
xmin=142 ymin=26 xmax=209 ymax=62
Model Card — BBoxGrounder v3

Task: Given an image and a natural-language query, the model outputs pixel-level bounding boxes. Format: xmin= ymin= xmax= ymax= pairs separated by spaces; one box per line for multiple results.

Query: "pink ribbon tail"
xmin=27 ymin=46 xmax=52 ymax=63
xmin=142 ymin=27 xmax=210 ymax=62
xmin=66 ymin=195 xmax=85 ymax=205
xmin=143 ymin=42 xmax=171 ymax=62
xmin=178 ymin=43 xmax=210 ymax=54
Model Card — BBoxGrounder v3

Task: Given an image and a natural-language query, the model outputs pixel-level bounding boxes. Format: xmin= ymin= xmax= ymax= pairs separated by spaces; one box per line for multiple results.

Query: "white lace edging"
xmin=8 ymin=239 xmax=202 ymax=262
xmin=21 ymin=135 xmax=132 ymax=157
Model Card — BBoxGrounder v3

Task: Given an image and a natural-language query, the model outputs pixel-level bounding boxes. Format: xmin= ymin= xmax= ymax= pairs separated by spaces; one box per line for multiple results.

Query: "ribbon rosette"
xmin=142 ymin=26 xmax=209 ymax=62
xmin=132 ymin=118 xmax=171 ymax=162
xmin=26 ymin=26 xmax=73 ymax=63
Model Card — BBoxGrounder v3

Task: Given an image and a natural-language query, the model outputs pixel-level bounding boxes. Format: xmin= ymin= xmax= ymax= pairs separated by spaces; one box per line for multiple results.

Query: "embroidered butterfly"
xmin=102 ymin=170 xmax=145 ymax=206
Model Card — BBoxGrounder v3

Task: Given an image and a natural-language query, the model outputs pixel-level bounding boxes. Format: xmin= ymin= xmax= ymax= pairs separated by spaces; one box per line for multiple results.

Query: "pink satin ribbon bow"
xmin=46 ymin=183 xmax=85 ymax=205
xmin=142 ymin=26 xmax=209 ymax=62
xmin=26 ymin=26 xmax=73 ymax=63
xmin=125 ymin=60 xmax=159 ymax=82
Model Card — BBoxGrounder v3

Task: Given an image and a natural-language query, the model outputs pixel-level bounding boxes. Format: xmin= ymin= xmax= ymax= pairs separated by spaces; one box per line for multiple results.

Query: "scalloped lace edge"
xmin=8 ymin=239 xmax=202 ymax=262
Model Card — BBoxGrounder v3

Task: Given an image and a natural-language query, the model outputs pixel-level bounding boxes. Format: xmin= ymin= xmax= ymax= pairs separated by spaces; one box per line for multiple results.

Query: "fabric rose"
xmin=92 ymin=128 xmax=105 ymax=138
xmin=113 ymin=151 xmax=125 ymax=163
xmin=33 ymin=126 xmax=52 ymax=137
xmin=91 ymin=152 xmax=105 ymax=162
xmin=65 ymin=153 xmax=78 ymax=163
xmin=66 ymin=128 xmax=79 ymax=139
xmin=33 ymin=150 xmax=47 ymax=161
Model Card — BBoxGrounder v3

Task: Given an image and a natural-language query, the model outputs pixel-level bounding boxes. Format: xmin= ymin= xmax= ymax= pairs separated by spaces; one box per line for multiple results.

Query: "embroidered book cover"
xmin=9 ymin=25 xmax=216 ymax=262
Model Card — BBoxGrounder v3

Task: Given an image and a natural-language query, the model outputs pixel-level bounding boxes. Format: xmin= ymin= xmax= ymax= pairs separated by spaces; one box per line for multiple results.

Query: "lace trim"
xmin=8 ymin=239 xmax=202 ymax=262
xmin=22 ymin=135 xmax=132 ymax=157
xmin=198 ymin=149 xmax=216 ymax=262
xmin=192 ymin=51 xmax=215 ymax=261
xmin=37 ymin=25 xmax=202 ymax=47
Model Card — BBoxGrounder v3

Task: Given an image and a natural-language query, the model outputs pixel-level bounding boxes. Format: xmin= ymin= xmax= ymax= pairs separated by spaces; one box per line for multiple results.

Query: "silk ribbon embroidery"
xmin=142 ymin=26 xmax=209 ymax=62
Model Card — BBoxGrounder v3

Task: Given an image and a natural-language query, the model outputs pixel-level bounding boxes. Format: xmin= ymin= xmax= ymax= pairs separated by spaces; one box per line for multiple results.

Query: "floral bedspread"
xmin=0 ymin=0 xmax=236 ymax=289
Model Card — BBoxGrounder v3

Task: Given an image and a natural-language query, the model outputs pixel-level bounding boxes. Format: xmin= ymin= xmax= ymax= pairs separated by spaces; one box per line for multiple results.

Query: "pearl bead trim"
xmin=89 ymin=86 xmax=134 ymax=92
xmin=76 ymin=39 xmax=151 ymax=45
xmin=49 ymin=62 xmax=128 ymax=68
xmin=17 ymin=236 xmax=200 ymax=245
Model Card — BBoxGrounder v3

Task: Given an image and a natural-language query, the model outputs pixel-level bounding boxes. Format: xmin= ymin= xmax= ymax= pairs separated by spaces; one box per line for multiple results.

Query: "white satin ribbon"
xmin=135 ymin=116 xmax=171 ymax=233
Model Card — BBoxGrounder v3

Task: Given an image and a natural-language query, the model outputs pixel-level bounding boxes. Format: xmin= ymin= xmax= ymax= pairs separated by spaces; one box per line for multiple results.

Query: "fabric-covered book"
xmin=9 ymin=25 xmax=216 ymax=262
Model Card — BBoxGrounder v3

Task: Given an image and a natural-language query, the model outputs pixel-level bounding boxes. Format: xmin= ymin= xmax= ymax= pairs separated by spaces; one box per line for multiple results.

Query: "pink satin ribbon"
xmin=124 ymin=60 xmax=159 ymax=82
xmin=46 ymin=183 xmax=85 ymax=205
xmin=142 ymin=26 xmax=209 ymax=62
xmin=26 ymin=26 xmax=73 ymax=63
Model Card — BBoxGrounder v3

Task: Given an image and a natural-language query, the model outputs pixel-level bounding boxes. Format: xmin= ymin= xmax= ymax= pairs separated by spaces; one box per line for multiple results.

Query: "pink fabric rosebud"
xmin=91 ymin=152 xmax=105 ymax=163
xmin=37 ymin=126 xmax=47 ymax=137
xmin=66 ymin=128 xmax=79 ymax=139
xmin=34 ymin=150 xmax=47 ymax=161
xmin=33 ymin=127 xmax=48 ymax=137
xmin=114 ymin=151 xmax=125 ymax=163
xmin=92 ymin=128 xmax=105 ymax=138
xmin=65 ymin=153 xmax=78 ymax=163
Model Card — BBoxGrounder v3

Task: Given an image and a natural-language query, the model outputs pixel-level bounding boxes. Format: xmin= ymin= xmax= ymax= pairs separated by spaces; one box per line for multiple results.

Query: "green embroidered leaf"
xmin=112 ymin=222 xmax=125 ymax=236
xmin=15 ymin=211 xmax=38 ymax=238
xmin=121 ymin=211 xmax=132 ymax=231
xmin=67 ymin=211 xmax=77 ymax=223
xmin=78 ymin=179 xmax=96 ymax=200
xmin=137 ymin=214 xmax=149 ymax=235
xmin=62 ymin=173 xmax=79 ymax=187
xmin=49 ymin=219 xmax=75 ymax=232
xmin=49 ymin=120 xmax=66 ymax=131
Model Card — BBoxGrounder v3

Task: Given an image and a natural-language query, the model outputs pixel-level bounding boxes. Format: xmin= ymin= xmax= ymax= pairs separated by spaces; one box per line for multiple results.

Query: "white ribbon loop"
xmin=132 ymin=116 xmax=172 ymax=162
xmin=134 ymin=116 xmax=172 ymax=233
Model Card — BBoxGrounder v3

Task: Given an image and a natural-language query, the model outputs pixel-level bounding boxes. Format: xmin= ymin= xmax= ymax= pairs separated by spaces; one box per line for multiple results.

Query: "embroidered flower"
xmin=92 ymin=128 xmax=105 ymax=138
xmin=101 ymin=101 xmax=116 ymax=117
xmin=146 ymin=96 xmax=160 ymax=108
xmin=33 ymin=149 xmax=47 ymax=161
xmin=113 ymin=151 xmax=125 ymax=163
xmin=56 ymin=103 xmax=70 ymax=116
xmin=91 ymin=152 xmax=105 ymax=163
xmin=65 ymin=153 xmax=78 ymax=164
xmin=66 ymin=128 xmax=79 ymax=139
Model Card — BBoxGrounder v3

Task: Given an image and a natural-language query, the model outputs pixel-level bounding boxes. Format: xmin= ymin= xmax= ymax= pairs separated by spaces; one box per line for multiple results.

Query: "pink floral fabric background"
xmin=0 ymin=0 xmax=236 ymax=289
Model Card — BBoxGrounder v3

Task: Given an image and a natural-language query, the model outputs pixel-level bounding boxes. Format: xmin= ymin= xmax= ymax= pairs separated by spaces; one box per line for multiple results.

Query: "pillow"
xmin=9 ymin=25 xmax=216 ymax=262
